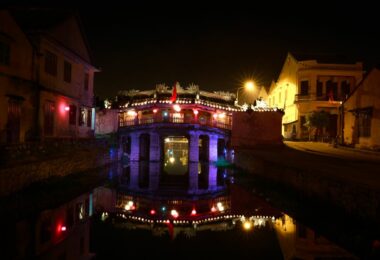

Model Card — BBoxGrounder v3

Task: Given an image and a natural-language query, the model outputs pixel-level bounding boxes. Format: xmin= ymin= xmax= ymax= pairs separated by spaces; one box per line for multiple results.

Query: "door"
xmin=6 ymin=99 xmax=21 ymax=143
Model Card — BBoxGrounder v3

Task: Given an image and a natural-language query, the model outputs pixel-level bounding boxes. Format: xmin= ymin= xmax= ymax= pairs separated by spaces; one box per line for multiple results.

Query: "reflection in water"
xmin=274 ymin=214 xmax=356 ymax=260
xmin=2 ymin=192 xmax=94 ymax=259
xmin=1 ymin=162 xmax=361 ymax=259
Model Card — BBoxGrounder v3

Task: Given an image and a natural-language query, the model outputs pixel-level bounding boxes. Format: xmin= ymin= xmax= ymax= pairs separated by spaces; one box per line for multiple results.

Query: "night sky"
xmin=6 ymin=2 xmax=380 ymax=98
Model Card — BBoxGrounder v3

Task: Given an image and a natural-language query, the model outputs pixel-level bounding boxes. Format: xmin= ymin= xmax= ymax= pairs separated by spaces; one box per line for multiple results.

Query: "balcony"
xmin=119 ymin=114 xmax=232 ymax=130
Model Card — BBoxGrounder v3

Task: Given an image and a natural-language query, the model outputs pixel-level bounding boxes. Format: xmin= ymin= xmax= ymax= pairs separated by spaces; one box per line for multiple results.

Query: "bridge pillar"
xmin=149 ymin=162 xmax=160 ymax=191
xmin=129 ymin=162 xmax=139 ymax=190
xmin=189 ymin=131 xmax=199 ymax=162
xmin=149 ymin=132 xmax=161 ymax=161
xmin=209 ymin=134 xmax=218 ymax=162
xmin=130 ymin=132 xmax=140 ymax=161
xmin=208 ymin=164 xmax=217 ymax=191
xmin=188 ymin=162 xmax=199 ymax=194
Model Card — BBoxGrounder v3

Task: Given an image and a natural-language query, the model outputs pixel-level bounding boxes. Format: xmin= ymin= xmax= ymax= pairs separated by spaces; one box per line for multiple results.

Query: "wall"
xmin=344 ymin=68 xmax=380 ymax=149
xmin=0 ymin=10 xmax=36 ymax=144
xmin=231 ymin=111 xmax=284 ymax=149
xmin=0 ymin=144 xmax=121 ymax=197
xmin=95 ymin=109 xmax=119 ymax=135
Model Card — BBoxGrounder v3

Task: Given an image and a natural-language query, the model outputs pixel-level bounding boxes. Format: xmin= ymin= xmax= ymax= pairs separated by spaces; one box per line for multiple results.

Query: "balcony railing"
xmin=119 ymin=116 xmax=232 ymax=130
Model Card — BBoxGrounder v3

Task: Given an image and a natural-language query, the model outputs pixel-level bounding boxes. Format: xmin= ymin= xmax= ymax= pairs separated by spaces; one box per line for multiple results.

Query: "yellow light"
xmin=245 ymin=81 xmax=255 ymax=91
xmin=169 ymin=157 xmax=175 ymax=163
xmin=173 ymin=104 xmax=181 ymax=112
xmin=243 ymin=221 xmax=252 ymax=230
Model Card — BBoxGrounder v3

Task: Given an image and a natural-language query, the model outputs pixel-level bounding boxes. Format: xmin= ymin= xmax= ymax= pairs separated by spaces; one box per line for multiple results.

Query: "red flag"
xmin=328 ymin=89 xmax=334 ymax=102
xmin=170 ymin=82 xmax=177 ymax=103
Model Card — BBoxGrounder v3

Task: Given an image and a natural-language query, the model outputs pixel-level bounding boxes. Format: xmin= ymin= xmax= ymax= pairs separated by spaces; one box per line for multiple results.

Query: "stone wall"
xmin=95 ymin=109 xmax=119 ymax=135
xmin=0 ymin=145 xmax=121 ymax=197
xmin=235 ymin=149 xmax=380 ymax=225
xmin=231 ymin=110 xmax=284 ymax=149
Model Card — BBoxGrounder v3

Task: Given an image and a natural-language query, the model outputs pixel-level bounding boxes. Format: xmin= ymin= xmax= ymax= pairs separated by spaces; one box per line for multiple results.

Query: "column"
xmin=129 ymin=162 xmax=139 ymax=191
xmin=208 ymin=134 xmax=218 ymax=162
xmin=188 ymin=162 xmax=199 ymax=194
xmin=188 ymin=131 xmax=199 ymax=162
xmin=208 ymin=164 xmax=217 ymax=191
xmin=129 ymin=132 xmax=140 ymax=161
xmin=149 ymin=132 xmax=160 ymax=161
xmin=149 ymin=162 xmax=160 ymax=191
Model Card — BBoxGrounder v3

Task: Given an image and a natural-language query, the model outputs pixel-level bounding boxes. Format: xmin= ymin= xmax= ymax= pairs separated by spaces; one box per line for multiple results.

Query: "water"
xmin=0 ymin=162 xmax=376 ymax=259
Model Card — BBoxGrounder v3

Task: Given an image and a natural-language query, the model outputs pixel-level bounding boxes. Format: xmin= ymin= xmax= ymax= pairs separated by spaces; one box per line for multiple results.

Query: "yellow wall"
xmin=268 ymin=53 xmax=363 ymax=139
xmin=343 ymin=68 xmax=380 ymax=149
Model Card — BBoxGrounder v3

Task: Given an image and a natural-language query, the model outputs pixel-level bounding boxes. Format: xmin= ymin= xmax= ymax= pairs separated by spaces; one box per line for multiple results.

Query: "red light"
xmin=211 ymin=206 xmax=217 ymax=212
xmin=193 ymin=109 xmax=199 ymax=115
xmin=191 ymin=209 xmax=197 ymax=216
xmin=153 ymin=109 xmax=158 ymax=113
xmin=64 ymin=106 xmax=70 ymax=111
xmin=150 ymin=209 xmax=156 ymax=215
xmin=56 ymin=224 xmax=66 ymax=234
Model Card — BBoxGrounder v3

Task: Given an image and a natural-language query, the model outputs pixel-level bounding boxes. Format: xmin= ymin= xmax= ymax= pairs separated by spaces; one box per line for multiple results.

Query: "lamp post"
xmin=235 ymin=81 xmax=255 ymax=105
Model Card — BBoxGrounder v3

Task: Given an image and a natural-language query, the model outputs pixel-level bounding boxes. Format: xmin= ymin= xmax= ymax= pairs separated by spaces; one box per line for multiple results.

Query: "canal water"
xmin=0 ymin=162 xmax=378 ymax=259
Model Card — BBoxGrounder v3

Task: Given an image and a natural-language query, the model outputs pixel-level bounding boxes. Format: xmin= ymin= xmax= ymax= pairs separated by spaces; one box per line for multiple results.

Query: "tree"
xmin=304 ymin=110 xmax=330 ymax=141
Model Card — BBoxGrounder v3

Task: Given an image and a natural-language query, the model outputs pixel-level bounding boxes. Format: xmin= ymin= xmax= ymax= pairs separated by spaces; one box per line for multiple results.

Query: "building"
xmin=267 ymin=52 xmax=363 ymax=140
xmin=343 ymin=68 xmax=380 ymax=150
xmin=0 ymin=8 xmax=98 ymax=144
xmin=117 ymin=83 xmax=240 ymax=165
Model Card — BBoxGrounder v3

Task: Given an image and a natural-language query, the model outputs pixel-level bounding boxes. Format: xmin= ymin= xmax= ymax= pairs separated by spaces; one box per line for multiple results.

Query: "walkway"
xmin=284 ymin=141 xmax=380 ymax=163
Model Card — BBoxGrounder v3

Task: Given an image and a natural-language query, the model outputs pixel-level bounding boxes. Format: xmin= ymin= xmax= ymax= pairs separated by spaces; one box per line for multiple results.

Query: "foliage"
xmin=304 ymin=110 xmax=330 ymax=141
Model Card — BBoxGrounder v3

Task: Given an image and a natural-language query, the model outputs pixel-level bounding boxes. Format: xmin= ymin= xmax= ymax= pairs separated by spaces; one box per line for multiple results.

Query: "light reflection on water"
xmin=0 ymin=163 xmax=360 ymax=259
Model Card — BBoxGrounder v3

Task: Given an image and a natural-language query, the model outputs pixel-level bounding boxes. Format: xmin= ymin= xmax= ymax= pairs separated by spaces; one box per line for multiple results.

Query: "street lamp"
xmin=235 ymin=80 xmax=255 ymax=105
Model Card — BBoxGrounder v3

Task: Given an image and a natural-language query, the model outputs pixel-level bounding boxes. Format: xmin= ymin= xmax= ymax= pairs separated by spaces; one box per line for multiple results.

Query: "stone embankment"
xmin=0 ymin=140 xmax=121 ymax=197
xmin=234 ymin=145 xmax=380 ymax=225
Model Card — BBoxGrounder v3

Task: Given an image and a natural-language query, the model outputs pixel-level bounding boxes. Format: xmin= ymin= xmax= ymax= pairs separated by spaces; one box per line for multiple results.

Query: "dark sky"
xmin=7 ymin=2 xmax=380 ymax=98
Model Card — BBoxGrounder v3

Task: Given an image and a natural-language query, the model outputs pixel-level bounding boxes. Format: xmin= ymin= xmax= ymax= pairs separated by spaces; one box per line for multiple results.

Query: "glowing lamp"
xmin=169 ymin=157 xmax=175 ymax=163
xmin=64 ymin=106 xmax=70 ymax=111
xmin=191 ymin=209 xmax=197 ymax=216
xmin=171 ymin=209 xmax=179 ymax=218
xmin=153 ymin=109 xmax=158 ymax=113
xmin=61 ymin=226 xmax=67 ymax=232
xmin=211 ymin=206 xmax=217 ymax=212
xmin=193 ymin=109 xmax=199 ymax=115
xmin=161 ymin=206 xmax=167 ymax=212
xmin=243 ymin=221 xmax=253 ymax=231
xmin=173 ymin=104 xmax=181 ymax=112
xmin=127 ymin=110 xmax=137 ymax=117
xmin=150 ymin=209 xmax=156 ymax=215
xmin=125 ymin=201 xmax=134 ymax=211
xmin=218 ymin=113 xmax=226 ymax=119
xmin=163 ymin=111 xmax=168 ymax=117
xmin=213 ymin=114 xmax=218 ymax=119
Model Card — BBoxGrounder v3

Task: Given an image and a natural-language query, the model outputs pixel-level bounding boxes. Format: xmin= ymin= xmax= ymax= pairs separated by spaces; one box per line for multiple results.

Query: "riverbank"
xmin=0 ymin=139 xmax=121 ymax=197
xmin=234 ymin=144 xmax=380 ymax=225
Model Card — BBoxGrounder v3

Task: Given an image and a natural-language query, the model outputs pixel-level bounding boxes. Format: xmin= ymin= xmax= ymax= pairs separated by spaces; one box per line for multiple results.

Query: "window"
xmin=76 ymin=203 xmax=85 ymax=221
xmin=341 ymin=80 xmax=350 ymax=100
xmin=317 ymin=80 xmax=323 ymax=97
xmin=84 ymin=73 xmax=89 ymax=91
xmin=69 ymin=105 xmax=77 ymax=125
xmin=326 ymin=80 xmax=338 ymax=101
xmin=79 ymin=107 xmax=86 ymax=126
xmin=300 ymin=80 xmax=309 ymax=95
xmin=87 ymin=109 xmax=92 ymax=127
xmin=64 ymin=61 xmax=72 ymax=83
xmin=358 ymin=113 xmax=371 ymax=137
xmin=0 ymin=41 xmax=10 ymax=65
xmin=45 ymin=51 xmax=57 ymax=76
